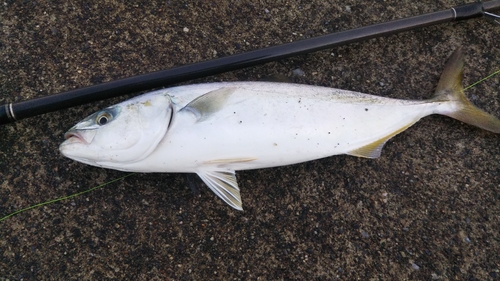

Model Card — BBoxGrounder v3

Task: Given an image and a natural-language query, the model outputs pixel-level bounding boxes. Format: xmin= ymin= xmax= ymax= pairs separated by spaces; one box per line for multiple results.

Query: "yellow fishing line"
xmin=0 ymin=173 xmax=135 ymax=222
xmin=1 ymin=68 xmax=498 ymax=222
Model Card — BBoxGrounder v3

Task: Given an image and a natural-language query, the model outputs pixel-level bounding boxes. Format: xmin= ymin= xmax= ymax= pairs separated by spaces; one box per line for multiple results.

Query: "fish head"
xmin=59 ymin=92 xmax=173 ymax=169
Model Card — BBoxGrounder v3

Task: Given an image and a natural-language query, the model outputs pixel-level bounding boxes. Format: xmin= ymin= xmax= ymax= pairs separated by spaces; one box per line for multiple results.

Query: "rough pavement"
xmin=1 ymin=0 xmax=499 ymax=280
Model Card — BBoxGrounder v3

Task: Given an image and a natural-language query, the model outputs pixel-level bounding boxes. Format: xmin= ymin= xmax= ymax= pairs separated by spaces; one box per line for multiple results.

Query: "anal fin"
xmin=348 ymin=123 xmax=415 ymax=158
xmin=196 ymin=169 xmax=243 ymax=210
xmin=348 ymin=139 xmax=386 ymax=159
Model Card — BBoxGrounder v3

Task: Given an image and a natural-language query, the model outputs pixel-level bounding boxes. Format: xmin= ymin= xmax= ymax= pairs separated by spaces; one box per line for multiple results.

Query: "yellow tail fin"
xmin=433 ymin=48 xmax=500 ymax=133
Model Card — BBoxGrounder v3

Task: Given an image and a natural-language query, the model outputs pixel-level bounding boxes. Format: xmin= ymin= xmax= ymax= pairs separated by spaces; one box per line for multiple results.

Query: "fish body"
xmin=126 ymin=82 xmax=430 ymax=172
xmin=60 ymin=49 xmax=500 ymax=210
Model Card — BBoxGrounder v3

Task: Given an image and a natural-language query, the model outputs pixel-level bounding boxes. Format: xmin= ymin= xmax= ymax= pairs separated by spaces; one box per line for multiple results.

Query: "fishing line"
xmin=464 ymin=69 xmax=500 ymax=91
xmin=0 ymin=69 xmax=498 ymax=222
xmin=0 ymin=173 xmax=135 ymax=222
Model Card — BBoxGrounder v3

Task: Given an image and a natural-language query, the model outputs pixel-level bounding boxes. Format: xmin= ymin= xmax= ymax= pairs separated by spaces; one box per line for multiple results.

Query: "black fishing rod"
xmin=1 ymin=1 xmax=499 ymax=125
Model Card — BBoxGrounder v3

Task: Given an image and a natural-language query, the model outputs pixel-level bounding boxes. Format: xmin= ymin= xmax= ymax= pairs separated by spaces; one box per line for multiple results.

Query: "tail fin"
xmin=433 ymin=48 xmax=500 ymax=133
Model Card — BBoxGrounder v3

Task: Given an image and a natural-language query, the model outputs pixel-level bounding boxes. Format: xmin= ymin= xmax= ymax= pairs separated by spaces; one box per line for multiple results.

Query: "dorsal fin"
xmin=181 ymin=87 xmax=236 ymax=122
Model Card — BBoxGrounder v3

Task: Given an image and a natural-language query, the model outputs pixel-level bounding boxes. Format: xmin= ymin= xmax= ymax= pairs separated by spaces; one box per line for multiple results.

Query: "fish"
xmin=59 ymin=49 xmax=500 ymax=210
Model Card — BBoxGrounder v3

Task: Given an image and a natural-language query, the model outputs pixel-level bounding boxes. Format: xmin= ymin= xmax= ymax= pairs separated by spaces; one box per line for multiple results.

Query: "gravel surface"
xmin=1 ymin=0 xmax=499 ymax=280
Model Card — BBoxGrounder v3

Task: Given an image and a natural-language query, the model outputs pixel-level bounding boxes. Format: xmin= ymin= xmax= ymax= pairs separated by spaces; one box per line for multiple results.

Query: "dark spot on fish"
xmin=239 ymin=121 xmax=242 ymax=124
xmin=365 ymin=108 xmax=368 ymax=111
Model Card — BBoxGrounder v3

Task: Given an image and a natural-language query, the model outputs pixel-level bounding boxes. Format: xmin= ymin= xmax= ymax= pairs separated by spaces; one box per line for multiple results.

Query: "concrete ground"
xmin=1 ymin=0 xmax=499 ymax=279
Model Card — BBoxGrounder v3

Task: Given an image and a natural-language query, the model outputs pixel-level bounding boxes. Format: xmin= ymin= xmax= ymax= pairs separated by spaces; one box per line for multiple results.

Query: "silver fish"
xmin=60 ymin=49 xmax=500 ymax=210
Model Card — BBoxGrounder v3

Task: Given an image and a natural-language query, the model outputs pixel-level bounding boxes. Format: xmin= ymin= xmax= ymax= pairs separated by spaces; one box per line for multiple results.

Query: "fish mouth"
xmin=63 ymin=129 xmax=97 ymax=145
xmin=64 ymin=131 xmax=87 ymax=144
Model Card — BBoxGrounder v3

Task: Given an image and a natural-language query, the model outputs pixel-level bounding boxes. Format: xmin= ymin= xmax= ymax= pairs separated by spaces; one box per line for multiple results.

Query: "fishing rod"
xmin=1 ymin=1 xmax=499 ymax=125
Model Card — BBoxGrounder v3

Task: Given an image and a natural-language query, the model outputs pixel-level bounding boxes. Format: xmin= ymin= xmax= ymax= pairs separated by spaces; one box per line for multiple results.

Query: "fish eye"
xmin=96 ymin=111 xmax=112 ymax=126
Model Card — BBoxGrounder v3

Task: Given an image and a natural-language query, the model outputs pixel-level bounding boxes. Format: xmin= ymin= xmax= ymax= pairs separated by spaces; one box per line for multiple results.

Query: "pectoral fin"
xmin=196 ymin=169 xmax=243 ymax=210
xmin=181 ymin=87 xmax=236 ymax=122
